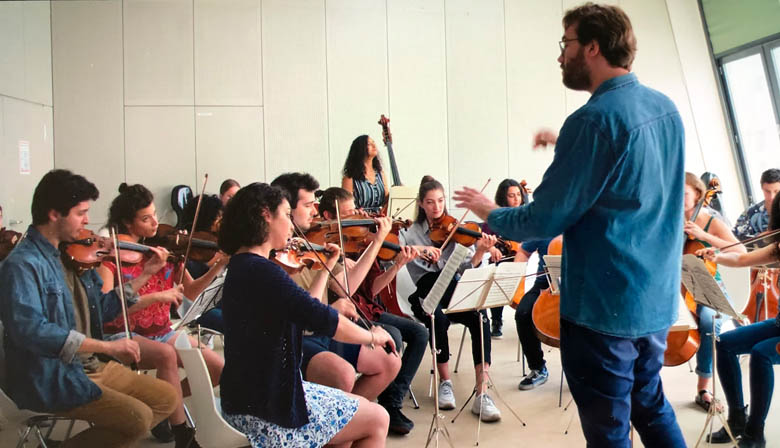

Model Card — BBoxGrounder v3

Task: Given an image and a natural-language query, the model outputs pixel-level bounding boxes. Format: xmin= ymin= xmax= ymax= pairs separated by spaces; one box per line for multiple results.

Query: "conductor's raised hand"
xmin=532 ymin=129 xmax=558 ymax=148
xmin=453 ymin=187 xmax=498 ymax=221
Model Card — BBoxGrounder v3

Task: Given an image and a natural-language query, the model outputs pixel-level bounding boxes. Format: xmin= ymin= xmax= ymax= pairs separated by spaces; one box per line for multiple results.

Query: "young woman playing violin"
xmin=683 ymin=172 xmax=745 ymax=412
xmin=217 ymin=182 xmax=393 ymax=448
xmin=341 ymin=135 xmax=390 ymax=214
xmin=96 ymin=183 xmax=226 ymax=448
xmin=401 ymin=175 xmax=501 ymax=422
xmin=318 ymin=187 xmax=428 ymax=435
xmin=697 ymin=193 xmax=780 ymax=448
xmin=481 ymin=178 xmax=527 ymax=338
xmin=270 ymin=173 xmax=401 ymax=407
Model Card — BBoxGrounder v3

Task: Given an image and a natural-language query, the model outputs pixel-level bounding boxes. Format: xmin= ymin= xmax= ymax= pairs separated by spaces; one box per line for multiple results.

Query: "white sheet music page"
xmin=681 ymin=254 xmax=742 ymax=320
xmin=444 ymin=264 xmax=495 ymax=313
xmin=483 ymin=262 xmax=527 ymax=308
xmin=543 ymin=255 xmax=562 ymax=293
xmin=422 ymin=244 xmax=470 ymax=315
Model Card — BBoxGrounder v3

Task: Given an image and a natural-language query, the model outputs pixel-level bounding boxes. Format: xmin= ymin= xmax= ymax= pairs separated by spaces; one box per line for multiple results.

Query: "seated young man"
xmin=317 ymin=187 xmax=428 ymax=434
xmin=270 ymin=174 xmax=402 ymax=413
xmin=0 ymin=170 xmax=178 ymax=448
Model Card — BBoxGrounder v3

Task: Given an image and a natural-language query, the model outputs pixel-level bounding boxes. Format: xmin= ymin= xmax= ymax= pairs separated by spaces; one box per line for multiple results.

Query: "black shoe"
xmin=151 ymin=419 xmax=175 ymax=443
xmin=490 ymin=321 xmax=503 ymax=338
xmin=386 ymin=407 xmax=414 ymax=435
xmin=171 ymin=423 xmax=200 ymax=448
xmin=708 ymin=406 xmax=747 ymax=443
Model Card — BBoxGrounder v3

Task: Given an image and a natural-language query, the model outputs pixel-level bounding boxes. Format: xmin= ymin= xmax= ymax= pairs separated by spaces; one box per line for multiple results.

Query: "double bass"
xmin=663 ymin=178 xmax=721 ymax=366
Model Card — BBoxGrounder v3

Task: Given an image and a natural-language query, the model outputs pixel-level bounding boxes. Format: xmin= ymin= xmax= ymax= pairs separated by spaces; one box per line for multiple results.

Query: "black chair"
xmin=171 ymin=185 xmax=193 ymax=229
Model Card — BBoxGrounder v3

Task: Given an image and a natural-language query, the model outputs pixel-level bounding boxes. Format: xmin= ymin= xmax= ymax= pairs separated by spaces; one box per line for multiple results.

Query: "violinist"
xmin=683 ymin=172 xmax=745 ymax=411
xmin=733 ymin=168 xmax=780 ymax=240
xmin=319 ymin=187 xmax=428 ymax=435
xmin=696 ymin=193 xmax=780 ymax=448
xmin=96 ymin=183 xmax=226 ymax=447
xmin=482 ymin=178 xmax=527 ymax=338
xmin=270 ymin=173 xmax=401 ymax=406
xmin=341 ymin=135 xmax=389 ymax=214
xmin=219 ymin=178 xmax=240 ymax=206
xmin=217 ymin=182 xmax=392 ymax=447
xmin=180 ymin=194 xmax=227 ymax=333
xmin=453 ymin=4 xmax=687 ymax=446
xmin=401 ymin=175 xmax=501 ymax=422
xmin=0 ymin=170 xmax=178 ymax=448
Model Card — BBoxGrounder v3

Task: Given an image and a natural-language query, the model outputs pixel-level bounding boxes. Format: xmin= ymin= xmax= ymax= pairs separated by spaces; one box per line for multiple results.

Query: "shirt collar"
xmin=589 ymin=72 xmax=637 ymax=102
xmin=26 ymin=226 xmax=61 ymax=258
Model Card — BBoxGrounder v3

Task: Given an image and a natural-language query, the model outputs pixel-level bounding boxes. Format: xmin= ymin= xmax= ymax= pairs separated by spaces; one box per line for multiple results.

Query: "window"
xmin=719 ymin=37 xmax=780 ymax=204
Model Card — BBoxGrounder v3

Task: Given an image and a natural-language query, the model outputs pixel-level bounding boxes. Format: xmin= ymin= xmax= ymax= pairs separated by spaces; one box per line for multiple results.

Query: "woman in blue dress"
xmin=218 ymin=182 xmax=394 ymax=447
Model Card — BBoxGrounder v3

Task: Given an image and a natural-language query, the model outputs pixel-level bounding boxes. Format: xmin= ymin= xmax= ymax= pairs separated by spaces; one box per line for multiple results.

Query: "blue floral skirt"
xmin=224 ymin=381 xmax=359 ymax=448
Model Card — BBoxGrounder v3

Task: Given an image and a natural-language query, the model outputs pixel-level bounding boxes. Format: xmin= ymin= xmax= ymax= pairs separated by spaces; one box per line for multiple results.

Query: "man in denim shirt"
xmin=0 ymin=170 xmax=177 ymax=447
xmin=455 ymin=4 xmax=686 ymax=447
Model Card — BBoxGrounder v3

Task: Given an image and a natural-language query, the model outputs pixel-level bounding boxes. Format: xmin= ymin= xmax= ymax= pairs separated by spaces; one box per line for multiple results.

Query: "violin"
xmin=531 ymin=235 xmax=563 ymax=348
xmin=429 ymin=215 xmax=518 ymax=255
xmin=0 ymin=228 xmax=23 ymax=261
xmin=272 ymin=238 xmax=331 ymax=274
xmin=145 ymin=223 xmax=220 ymax=264
xmin=305 ymin=215 xmax=412 ymax=259
xmin=62 ymin=229 xmax=167 ymax=271
xmin=663 ymin=179 xmax=721 ymax=366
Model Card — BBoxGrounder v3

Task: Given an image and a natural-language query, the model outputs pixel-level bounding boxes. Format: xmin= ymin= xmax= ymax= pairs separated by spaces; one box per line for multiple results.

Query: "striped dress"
xmin=352 ymin=171 xmax=386 ymax=214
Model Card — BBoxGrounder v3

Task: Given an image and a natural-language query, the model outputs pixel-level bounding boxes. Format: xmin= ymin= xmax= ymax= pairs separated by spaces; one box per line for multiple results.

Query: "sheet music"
xmin=483 ymin=262 xmax=527 ymax=308
xmin=681 ymin=254 xmax=742 ymax=320
xmin=543 ymin=255 xmax=562 ymax=293
xmin=422 ymin=244 xmax=470 ymax=315
xmin=172 ymin=273 xmax=225 ymax=330
xmin=444 ymin=262 xmax=527 ymax=312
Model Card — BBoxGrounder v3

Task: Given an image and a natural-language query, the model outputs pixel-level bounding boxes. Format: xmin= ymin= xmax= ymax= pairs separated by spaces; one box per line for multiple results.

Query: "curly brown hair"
xmin=563 ymin=3 xmax=637 ymax=70
xmin=218 ymin=183 xmax=286 ymax=255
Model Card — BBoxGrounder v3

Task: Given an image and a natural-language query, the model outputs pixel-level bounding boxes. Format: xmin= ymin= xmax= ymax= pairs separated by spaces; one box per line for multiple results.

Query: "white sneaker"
xmin=471 ymin=393 xmax=501 ymax=422
xmin=438 ymin=380 xmax=456 ymax=410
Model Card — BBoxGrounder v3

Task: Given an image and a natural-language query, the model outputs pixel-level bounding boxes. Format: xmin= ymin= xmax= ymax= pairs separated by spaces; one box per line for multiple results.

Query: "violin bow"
xmin=177 ymin=173 xmax=209 ymax=285
xmin=439 ymin=178 xmax=491 ymax=251
xmin=110 ymin=227 xmax=138 ymax=371
xmin=290 ymin=220 xmax=377 ymax=332
xmin=717 ymin=228 xmax=780 ymax=252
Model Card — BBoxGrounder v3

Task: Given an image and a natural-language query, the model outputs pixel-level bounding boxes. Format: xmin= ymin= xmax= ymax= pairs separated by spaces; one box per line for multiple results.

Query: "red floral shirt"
xmin=103 ymin=259 xmax=176 ymax=337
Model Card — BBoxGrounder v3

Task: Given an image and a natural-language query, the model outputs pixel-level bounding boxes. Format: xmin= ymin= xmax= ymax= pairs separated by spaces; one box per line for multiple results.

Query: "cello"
xmin=741 ymin=266 xmax=780 ymax=323
xmin=531 ymin=236 xmax=563 ymax=348
xmin=663 ymin=178 xmax=721 ymax=366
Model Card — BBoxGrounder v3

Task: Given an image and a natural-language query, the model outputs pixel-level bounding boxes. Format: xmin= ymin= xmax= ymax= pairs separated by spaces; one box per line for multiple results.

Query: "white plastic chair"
xmin=174 ymin=331 xmax=249 ymax=448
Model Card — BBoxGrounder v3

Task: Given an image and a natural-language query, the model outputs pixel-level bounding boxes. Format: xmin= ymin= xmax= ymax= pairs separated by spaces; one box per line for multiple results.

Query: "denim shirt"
xmin=0 ymin=226 xmax=137 ymax=412
xmin=488 ymin=73 xmax=684 ymax=337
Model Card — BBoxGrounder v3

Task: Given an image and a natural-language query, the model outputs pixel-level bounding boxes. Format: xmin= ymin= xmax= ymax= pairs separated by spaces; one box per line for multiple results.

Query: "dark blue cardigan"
xmin=220 ymin=252 xmax=340 ymax=428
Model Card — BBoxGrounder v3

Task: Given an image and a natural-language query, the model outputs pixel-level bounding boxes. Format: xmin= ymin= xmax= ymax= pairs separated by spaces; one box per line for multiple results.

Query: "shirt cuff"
xmin=59 ymin=330 xmax=85 ymax=363
xmin=120 ymin=283 xmax=140 ymax=307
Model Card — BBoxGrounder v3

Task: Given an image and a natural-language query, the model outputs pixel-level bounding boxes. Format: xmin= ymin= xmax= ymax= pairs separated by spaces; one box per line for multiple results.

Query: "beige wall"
xmin=41 ymin=0 xmax=742 ymax=228
xmin=0 ymin=1 xmax=54 ymax=232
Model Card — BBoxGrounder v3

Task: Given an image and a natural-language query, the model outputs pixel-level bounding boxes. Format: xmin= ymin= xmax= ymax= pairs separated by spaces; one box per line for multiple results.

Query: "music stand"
xmin=172 ymin=273 xmax=225 ymax=349
xmin=445 ymin=263 xmax=528 ymax=445
xmin=387 ymin=185 xmax=418 ymax=222
xmin=421 ymin=244 xmax=471 ymax=448
xmin=682 ymin=254 xmax=742 ymax=448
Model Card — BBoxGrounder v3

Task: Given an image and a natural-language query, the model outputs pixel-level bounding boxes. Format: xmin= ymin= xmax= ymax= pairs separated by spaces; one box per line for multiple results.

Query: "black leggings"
xmin=409 ymin=271 xmax=491 ymax=366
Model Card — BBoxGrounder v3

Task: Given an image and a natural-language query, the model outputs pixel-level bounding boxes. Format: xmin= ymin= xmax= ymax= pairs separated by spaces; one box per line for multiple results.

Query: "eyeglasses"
xmin=558 ymin=37 xmax=579 ymax=52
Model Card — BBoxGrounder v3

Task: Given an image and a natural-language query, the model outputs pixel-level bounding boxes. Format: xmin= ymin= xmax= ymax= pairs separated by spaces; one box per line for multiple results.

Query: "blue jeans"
xmin=695 ymin=304 xmax=723 ymax=378
xmin=716 ymin=318 xmax=780 ymax=433
xmin=560 ymin=319 xmax=685 ymax=448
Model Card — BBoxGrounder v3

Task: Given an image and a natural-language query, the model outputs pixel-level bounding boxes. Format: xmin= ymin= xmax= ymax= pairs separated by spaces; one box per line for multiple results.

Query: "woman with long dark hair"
xmin=341 ymin=135 xmax=389 ymax=214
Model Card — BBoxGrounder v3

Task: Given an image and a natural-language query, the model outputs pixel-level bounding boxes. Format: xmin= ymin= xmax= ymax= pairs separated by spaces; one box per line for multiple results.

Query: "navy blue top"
xmin=488 ymin=73 xmax=685 ymax=337
xmin=220 ymin=252 xmax=340 ymax=428
xmin=521 ymin=238 xmax=552 ymax=280
xmin=0 ymin=226 xmax=135 ymax=411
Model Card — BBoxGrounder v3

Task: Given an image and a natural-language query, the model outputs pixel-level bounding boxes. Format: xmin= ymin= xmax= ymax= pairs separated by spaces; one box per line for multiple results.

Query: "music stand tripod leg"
xmin=694 ymin=311 xmax=739 ymax=448
xmin=425 ymin=313 xmax=455 ymax=448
